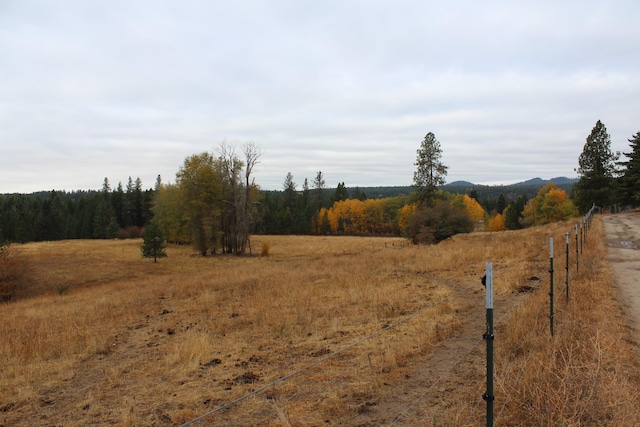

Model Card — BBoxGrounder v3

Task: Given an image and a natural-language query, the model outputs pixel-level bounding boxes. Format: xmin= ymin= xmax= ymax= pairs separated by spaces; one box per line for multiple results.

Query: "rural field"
xmin=2 ymin=216 xmax=640 ymax=426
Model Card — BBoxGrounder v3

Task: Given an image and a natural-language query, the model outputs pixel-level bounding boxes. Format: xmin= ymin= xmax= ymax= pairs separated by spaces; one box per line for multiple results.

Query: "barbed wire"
xmin=388 ymin=333 xmax=485 ymax=426
xmin=181 ymin=218 xmax=596 ymax=426
xmin=390 ymin=272 xmax=537 ymax=426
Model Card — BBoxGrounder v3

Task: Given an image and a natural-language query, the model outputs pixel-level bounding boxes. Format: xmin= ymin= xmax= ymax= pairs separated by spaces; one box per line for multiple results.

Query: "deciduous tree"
xmin=176 ymin=152 xmax=223 ymax=256
xmin=487 ymin=213 xmax=505 ymax=232
xmin=218 ymin=142 xmax=262 ymax=255
xmin=405 ymin=200 xmax=472 ymax=244
xmin=523 ymin=184 xmax=577 ymax=226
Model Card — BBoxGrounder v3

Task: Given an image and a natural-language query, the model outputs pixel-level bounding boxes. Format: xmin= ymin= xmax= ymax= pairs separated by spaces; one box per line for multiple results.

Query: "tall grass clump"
xmin=261 ymin=240 xmax=271 ymax=257
xmin=0 ymin=241 xmax=28 ymax=301
xmin=493 ymin=217 xmax=640 ymax=425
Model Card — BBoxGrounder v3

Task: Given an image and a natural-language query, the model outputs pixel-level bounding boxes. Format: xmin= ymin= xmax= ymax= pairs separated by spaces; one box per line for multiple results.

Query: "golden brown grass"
xmin=488 ymin=218 xmax=640 ymax=426
xmin=0 ymin=221 xmax=639 ymax=426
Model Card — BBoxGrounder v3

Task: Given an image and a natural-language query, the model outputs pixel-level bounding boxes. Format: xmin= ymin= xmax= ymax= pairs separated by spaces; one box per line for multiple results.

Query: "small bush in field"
xmin=118 ymin=226 xmax=143 ymax=239
xmin=0 ymin=241 xmax=28 ymax=301
xmin=261 ymin=241 xmax=271 ymax=257
xmin=405 ymin=200 xmax=474 ymax=244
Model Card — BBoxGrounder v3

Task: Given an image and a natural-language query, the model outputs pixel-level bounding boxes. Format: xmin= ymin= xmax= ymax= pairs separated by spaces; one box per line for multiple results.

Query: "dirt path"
xmin=347 ymin=275 xmax=536 ymax=426
xmin=603 ymin=212 xmax=640 ymax=351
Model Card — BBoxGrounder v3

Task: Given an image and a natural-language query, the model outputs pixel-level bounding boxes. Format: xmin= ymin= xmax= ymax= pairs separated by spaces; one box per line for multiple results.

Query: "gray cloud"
xmin=1 ymin=0 xmax=639 ymax=193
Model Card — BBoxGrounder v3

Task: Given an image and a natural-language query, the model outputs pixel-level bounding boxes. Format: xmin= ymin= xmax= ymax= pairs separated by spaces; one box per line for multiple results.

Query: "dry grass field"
xmin=1 ymin=218 xmax=640 ymax=426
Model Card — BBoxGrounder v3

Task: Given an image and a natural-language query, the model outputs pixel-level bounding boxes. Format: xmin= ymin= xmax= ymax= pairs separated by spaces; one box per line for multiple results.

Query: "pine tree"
xmin=617 ymin=131 xmax=640 ymax=207
xmin=574 ymin=120 xmax=620 ymax=212
xmin=312 ymin=171 xmax=326 ymax=211
xmin=413 ymin=132 xmax=448 ymax=206
xmin=141 ymin=221 xmax=167 ymax=262
xmin=504 ymin=194 xmax=527 ymax=230
xmin=331 ymin=182 xmax=349 ymax=204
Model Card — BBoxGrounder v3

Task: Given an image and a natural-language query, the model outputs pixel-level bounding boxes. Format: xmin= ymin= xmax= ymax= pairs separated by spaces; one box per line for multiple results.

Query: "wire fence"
xmin=179 ymin=206 xmax=600 ymax=426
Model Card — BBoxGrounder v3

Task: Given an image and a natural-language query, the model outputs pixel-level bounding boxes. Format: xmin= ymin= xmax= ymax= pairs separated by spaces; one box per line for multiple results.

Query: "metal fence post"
xmin=483 ymin=263 xmax=494 ymax=427
xmin=565 ymin=232 xmax=569 ymax=304
xmin=575 ymin=223 xmax=579 ymax=274
xmin=580 ymin=221 xmax=584 ymax=255
xmin=549 ymin=237 xmax=554 ymax=337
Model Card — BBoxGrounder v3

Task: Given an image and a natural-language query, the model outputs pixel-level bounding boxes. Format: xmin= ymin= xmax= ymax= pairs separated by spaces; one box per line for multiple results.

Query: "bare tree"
xmin=218 ymin=142 xmax=262 ymax=255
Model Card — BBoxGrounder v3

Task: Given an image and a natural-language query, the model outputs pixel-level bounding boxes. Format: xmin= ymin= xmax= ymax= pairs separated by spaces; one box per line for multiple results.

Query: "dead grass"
xmin=0 ymin=222 xmax=639 ymax=425
xmin=490 ymin=218 xmax=640 ymax=426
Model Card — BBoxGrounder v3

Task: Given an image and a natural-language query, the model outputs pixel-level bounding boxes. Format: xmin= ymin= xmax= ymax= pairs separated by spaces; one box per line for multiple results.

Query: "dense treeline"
xmin=2 ymin=122 xmax=638 ymax=246
xmin=0 ymin=177 xmax=155 ymax=243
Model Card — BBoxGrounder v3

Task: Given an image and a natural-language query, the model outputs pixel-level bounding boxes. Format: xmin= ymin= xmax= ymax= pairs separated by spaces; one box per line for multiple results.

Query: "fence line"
xmin=181 ymin=206 xmax=600 ymax=426
xmin=390 ymin=265 xmax=539 ymax=425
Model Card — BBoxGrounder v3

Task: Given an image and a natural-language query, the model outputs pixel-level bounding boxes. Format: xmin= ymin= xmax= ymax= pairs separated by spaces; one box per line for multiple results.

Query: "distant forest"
xmin=0 ymin=176 xmax=573 ymax=243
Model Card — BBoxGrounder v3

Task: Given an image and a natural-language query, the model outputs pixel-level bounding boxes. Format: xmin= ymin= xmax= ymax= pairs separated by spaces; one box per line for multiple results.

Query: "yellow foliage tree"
xmin=451 ymin=194 xmax=485 ymax=223
xmin=398 ymin=203 xmax=417 ymax=233
xmin=317 ymin=196 xmax=408 ymax=236
xmin=463 ymin=194 xmax=485 ymax=222
xmin=487 ymin=213 xmax=505 ymax=231
xmin=523 ymin=183 xmax=578 ymax=226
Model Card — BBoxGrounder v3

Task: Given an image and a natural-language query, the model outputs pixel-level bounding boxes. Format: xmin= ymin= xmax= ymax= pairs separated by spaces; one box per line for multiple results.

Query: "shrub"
xmin=261 ymin=241 xmax=271 ymax=257
xmin=405 ymin=200 xmax=474 ymax=244
xmin=118 ymin=226 xmax=143 ymax=239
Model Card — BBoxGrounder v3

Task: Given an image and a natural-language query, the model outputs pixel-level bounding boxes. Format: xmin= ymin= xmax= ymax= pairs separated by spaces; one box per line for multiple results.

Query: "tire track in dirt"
xmin=347 ymin=277 xmax=535 ymax=426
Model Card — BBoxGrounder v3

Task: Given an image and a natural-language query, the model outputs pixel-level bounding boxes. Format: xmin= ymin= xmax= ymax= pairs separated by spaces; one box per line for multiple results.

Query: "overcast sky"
xmin=1 ymin=1 xmax=639 ymax=193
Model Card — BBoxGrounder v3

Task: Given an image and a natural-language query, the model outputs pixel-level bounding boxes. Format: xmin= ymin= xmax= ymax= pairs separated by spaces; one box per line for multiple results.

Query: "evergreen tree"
xmin=125 ymin=176 xmax=136 ymax=227
xmin=496 ymin=194 xmax=507 ymax=214
xmin=134 ymin=177 xmax=144 ymax=227
xmin=331 ymin=182 xmax=349 ymax=204
xmin=352 ymin=187 xmax=367 ymax=201
xmin=617 ymin=131 xmax=640 ymax=207
xmin=504 ymin=194 xmax=527 ymax=230
xmin=312 ymin=171 xmax=326 ymax=211
xmin=141 ymin=221 xmax=167 ymax=262
xmin=112 ymin=182 xmax=125 ymax=228
xmin=574 ymin=120 xmax=620 ymax=212
xmin=413 ymin=132 xmax=448 ymax=206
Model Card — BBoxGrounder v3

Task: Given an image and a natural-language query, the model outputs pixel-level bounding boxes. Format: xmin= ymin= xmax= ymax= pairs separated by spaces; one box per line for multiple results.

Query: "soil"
xmin=603 ymin=211 xmax=640 ymax=352
xmin=347 ymin=274 xmax=538 ymax=426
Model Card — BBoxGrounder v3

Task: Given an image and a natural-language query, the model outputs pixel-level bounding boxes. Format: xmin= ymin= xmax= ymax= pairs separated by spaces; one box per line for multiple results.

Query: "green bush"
xmin=405 ymin=200 xmax=474 ymax=244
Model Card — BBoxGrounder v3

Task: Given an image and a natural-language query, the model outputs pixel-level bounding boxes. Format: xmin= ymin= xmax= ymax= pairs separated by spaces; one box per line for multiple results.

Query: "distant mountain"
xmin=512 ymin=177 xmax=578 ymax=187
xmin=445 ymin=180 xmax=476 ymax=187
xmin=549 ymin=176 xmax=578 ymax=185
xmin=259 ymin=177 xmax=579 ymax=202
